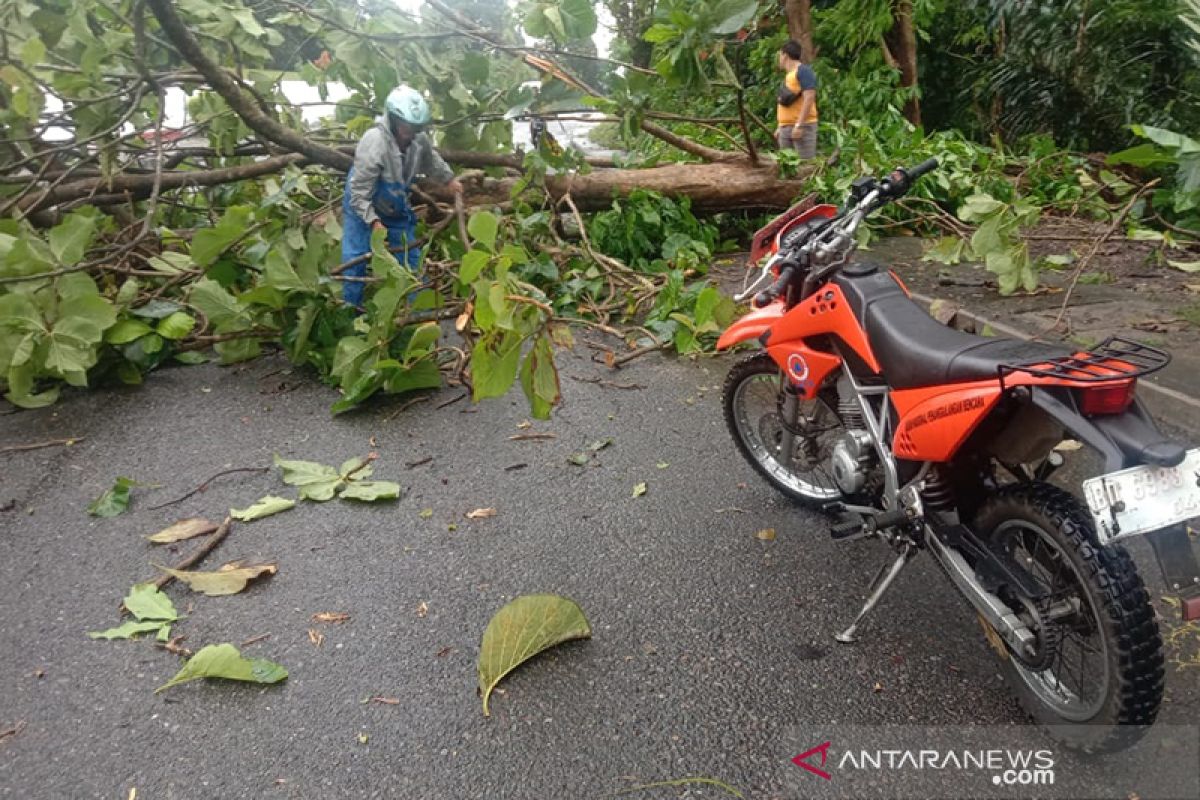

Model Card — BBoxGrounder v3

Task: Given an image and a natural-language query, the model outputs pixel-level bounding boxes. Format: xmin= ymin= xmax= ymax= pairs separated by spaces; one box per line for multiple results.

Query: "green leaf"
xmin=958 ymin=194 xmax=1005 ymax=223
xmin=87 ymin=476 xmax=135 ymax=517
xmin=477 ymin=594 xmax=591 ymax=716
xmin=88 ymin=620 xmax=169 ymax=640
xmin=711 ymin=0 xmax=757 ymax=35
xmin=338 ymin=481 xmax=402 ymax=502
xmin=156 ymin=311 xmax=196 ymax=340
xmin=173 ymin=351 xmax=208 ymax=365
xmin=556 ymin=0 xmax=598 ymax=39
xmin=922 ymin=236 xmax=966 ymax=265
xmin=519 ymin=333 xmax=559 ymax=419
xmin=264 ymin=249 xmax=311 ymax=292
xmin=48 ymin=212 xmax=98 ymax=267
xmin=189 ymin=279 xmax=245 ymax=328
xmin=105 ymin=319 xmax=154 ymax=345
xmin=1168 ymin=259 xmax=1200 ymax=273
xmin=190 ymin=207 xmax=252 ymax=267
xmin=467 ymin=211 xmax=499 ymax=252
xmin=274 ymin=455 xmax=343 ymax=501
xmin=642 ymin=23 xmax=678 ymax=44
xmin=57 ymin=293 xmax=117 ymax=343
xmin=123 ymin=583 xmax=179 ymax=622
xmin=970 ymin=215 xmax=1005 ymax=258
xmin=472 ymin=332 xmax=523 ymax=401
xmin=0 ymin=293 xmax=44 ymax=334
xmin=460 ymin=249 xmax=490 ymax=284
xmin=230 ymin=495 xmax=296 ymax=521
xmin=403 ymin=322 xmax=440 ymax=361
xmin=156 ymin=643 xmax=288 ymax=693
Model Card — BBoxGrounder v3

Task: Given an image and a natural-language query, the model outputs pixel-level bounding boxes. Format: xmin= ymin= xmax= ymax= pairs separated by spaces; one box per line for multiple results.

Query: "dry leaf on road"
xmin=147 ymin=518 xmax=218 ymax=544
xmin=308 ymin=629 xmax=324 ymax=648
xmin=156 ymin=561 xmax=277 ymax=597
xmin=312 ymin=612 xmax=351 ymax=624
xmin=466 ymin=507 xmax=497 ymax=519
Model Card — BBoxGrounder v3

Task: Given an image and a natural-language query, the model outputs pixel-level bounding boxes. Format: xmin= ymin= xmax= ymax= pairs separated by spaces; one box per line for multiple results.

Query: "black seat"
xmin=833 ymin=265 xmax=1073 ymax=390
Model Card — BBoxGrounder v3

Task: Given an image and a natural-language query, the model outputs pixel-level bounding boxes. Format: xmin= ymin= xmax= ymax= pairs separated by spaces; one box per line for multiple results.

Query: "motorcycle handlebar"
xmin=879 ymin=158 xmax=940 ymax=201
xmin=753 ymin=264 xmax=797 ymax=308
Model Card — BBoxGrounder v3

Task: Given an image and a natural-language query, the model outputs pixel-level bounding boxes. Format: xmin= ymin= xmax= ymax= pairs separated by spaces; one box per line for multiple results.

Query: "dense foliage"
xmin=1 ymin=0 xmax=1198 ymax=415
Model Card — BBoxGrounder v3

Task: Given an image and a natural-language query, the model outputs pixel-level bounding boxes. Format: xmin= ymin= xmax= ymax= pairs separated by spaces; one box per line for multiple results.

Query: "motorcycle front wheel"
xmin=973 ymin=482 xmax=1165 ymax=753
xmin=722 ymin=351 xmax=847 ymax=506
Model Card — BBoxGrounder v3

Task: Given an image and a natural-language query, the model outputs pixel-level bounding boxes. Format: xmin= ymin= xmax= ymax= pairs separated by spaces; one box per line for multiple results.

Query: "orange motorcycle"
xmin=718 ymin=159 xmax=1200 ymax=751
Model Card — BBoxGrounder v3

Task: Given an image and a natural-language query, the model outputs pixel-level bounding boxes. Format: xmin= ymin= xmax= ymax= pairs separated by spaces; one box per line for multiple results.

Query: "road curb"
xmin=911 ymin=292 xmax=1200 ymax=434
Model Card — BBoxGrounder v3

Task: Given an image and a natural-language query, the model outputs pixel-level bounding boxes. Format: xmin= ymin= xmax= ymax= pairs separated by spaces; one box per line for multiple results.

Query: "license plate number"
xmin=1082 ymin=449 xmax=1200 ymax=544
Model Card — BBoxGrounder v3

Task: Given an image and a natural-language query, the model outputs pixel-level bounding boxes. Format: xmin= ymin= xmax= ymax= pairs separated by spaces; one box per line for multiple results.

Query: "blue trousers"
xmin=341 ymin=173 xmax=420 ymax=307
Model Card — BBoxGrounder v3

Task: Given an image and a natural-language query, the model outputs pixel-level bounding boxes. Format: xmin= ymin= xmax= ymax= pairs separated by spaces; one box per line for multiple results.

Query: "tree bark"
xmin=783 ymin=0 xmax=816 ymax=61
xmin=885 ymin=0 xmax=921 ymax=126
xmin=429 ymin=161 xmax=816 ymax=214
xmin=144 ymin=0 xmax=352 ymax=171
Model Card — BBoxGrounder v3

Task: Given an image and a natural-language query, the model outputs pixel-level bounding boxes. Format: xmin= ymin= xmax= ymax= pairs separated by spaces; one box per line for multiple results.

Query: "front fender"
xmin=716 ymin=300 xmax=785 ymax=350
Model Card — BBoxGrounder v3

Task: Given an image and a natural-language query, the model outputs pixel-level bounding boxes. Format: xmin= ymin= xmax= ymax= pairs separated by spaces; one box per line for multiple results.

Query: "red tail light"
xmin=1079 ymin=381 xmax=1136 ymax=415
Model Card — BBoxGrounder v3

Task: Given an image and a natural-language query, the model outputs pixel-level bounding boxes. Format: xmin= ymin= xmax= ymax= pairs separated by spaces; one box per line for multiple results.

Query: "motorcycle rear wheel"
xmin=973 ymin=482 xmax=1164 ymax=753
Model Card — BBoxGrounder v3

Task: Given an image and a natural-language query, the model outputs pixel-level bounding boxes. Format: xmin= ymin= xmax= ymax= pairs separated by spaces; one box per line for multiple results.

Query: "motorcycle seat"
xmin=833 ymin=264 xmax=1073 ymax=390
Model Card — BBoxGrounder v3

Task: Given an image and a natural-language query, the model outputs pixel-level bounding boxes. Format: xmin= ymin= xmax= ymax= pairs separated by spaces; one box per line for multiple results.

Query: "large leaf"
xmin=189 ymin=279 xmax=245 ymax=329
xmin=459 ymin=249 xmax=490 ymax=284
xmin=105 ymin=319 xmax=154 ymax=345
xmin=147 ymin=518 xmax=219 ymax=543
xmin=123 ymin=583 xmax=179 ymax=622
xmin=87 ymin=476 xmax=135 ymax=517
xmin=190 ymin=207 xmax=252 ymax=267
xmin=155 ymin=643 xmax=288 ymax=693
xmin=48 ymin=212 xmax=98 ymax=267
xmin=711 ymin=0 xmax=757 ymax=35
xmin=471 ymin=332 xmax=523 ymax=401
xmin=156 ymin=561 xmax=277 ymax=597
xmin=230 ymin=495 xmax=296 ymax=521
xmin=477 ymin=594 xmax=591 ymax=716
xmin=467 ymin=211 xmax=499 ymax=252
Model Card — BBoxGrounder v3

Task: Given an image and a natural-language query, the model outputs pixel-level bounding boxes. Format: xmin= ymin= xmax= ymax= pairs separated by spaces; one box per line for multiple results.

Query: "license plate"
xmin=1082 ymin=448 xmax=1200 ymax=544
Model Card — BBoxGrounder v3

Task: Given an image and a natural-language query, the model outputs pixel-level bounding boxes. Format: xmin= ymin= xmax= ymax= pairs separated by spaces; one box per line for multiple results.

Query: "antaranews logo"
xmin=791 ymin=741 xmax=1055 ymax=787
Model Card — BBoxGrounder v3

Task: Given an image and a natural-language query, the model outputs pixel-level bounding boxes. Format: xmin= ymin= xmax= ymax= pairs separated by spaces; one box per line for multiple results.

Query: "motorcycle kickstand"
xmin=834 ymin=544 xmax=915 ymax=644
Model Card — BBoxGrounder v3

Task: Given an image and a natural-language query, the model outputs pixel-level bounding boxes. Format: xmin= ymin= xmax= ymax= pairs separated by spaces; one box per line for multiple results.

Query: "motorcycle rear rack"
xmin=997 ymin=336 xmax=1171 ymax=386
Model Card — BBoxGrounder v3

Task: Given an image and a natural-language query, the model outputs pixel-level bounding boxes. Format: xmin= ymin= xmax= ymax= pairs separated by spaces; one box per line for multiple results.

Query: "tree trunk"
xmin=885 ymin=0 xmax=921 ymax=126
xmin=428 ymin=161 xmax=817 ymax=214
xmin=783 ymin=0 xmax=815 ymax=61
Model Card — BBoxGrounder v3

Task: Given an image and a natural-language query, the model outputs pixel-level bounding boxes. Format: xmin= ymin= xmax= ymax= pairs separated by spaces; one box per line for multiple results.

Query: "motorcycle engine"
xmin=831 ymin=430 xmax=875 ymax=495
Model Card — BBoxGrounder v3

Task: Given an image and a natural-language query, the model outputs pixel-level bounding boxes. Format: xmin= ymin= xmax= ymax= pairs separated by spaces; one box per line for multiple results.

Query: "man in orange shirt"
xmin=775 ymin=40 xmax=819 ymax=159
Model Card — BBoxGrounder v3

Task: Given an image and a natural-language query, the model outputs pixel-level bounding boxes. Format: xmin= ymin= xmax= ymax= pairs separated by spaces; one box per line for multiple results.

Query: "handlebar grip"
xmin=753 ymin=265 xmax=796 ymax=308
xmin=908 ymin=158 xmax=939 ymax=180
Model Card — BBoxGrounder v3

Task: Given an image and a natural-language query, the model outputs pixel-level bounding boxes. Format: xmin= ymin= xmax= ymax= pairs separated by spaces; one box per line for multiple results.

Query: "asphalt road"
xmin=1 ymin=344 xmax=1197 ymax=799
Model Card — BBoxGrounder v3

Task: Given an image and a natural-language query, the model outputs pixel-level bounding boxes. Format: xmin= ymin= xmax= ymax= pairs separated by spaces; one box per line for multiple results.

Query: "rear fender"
xmin=1028 ymin=386 xmax=1184 ymax=472
xmin=1027 ymin=386 xmax=1199 ymax=620
xmin=716 ymin=300 xmax=785 ymax=350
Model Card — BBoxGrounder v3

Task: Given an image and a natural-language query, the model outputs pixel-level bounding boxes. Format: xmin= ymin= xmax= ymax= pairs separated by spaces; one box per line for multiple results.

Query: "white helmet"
xmin=384 ymin=85 xmax=431 ymax=127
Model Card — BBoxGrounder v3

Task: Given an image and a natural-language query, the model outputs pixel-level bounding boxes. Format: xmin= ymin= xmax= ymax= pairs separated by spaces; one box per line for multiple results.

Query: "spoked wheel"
xmin=974 ymin=483 xmax=1164 ymax=753
xmin=722 ymin=352 xmax=847 ymax=506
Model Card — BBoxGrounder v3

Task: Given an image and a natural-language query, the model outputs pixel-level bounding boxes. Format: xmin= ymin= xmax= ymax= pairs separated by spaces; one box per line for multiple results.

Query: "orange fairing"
xmin=767 ymin=284 xmax=882 ymax=374
xmin=766 ymin=342 xmax=841 ymax=399
xmin=716 ymin=299 xmax=786 ymax=350
xmin=892 ymin=381 xmax=1002 ymax=461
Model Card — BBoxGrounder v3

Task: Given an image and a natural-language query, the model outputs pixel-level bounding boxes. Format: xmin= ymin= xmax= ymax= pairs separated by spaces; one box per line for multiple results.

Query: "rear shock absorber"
xmin=921 ymin=467 xmax=955 ymax=513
